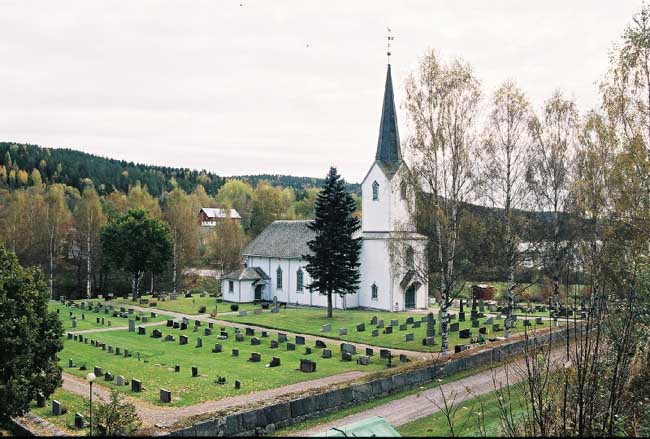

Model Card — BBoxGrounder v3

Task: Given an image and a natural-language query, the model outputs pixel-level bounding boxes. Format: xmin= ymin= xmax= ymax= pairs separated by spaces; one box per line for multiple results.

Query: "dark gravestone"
xmin=74 ymin=413 xmax=85 ymax=429
xmin=251 ymin=337 xmax=261 ymax=346
xmin=379 ymin=349 xmax=391 ymax=359
xmin=422 ymin=336 xmax=435 ymax=346
xmin=300 ymin=359 xmax=317 ymax=373
xmin=167 ymin=319 xmax=174 ymax=327
xmin=204 ymin=328 xmax=212 ymax=336
xmin=399 ymin=324 xmax=407 ymax=331
xmin=450 ymin=322 xmax=459 ymax=332
xmin=390 ymin=319 xmax=399 ymax=327
xmin=365 ymin=348 xmax=374 ymax=357
xmin=245 ymin=327 xmax=255 ymax=336
xmin=339 ymin=327 xmax=348 ymax=336
xmin=94 ymin=366 xmax=102 ymax=376
xmin=261 ymin=331 xmax=269 ymax=338
xmin=357 ymin=356 xmax=369 ymax=365
xmin=138 ymin=326 xmax=146 ymax=335
xmin=268 ymin=357 xmax=281 ymax=367
xmin=175 ymin=365 xmax=180 ymax=372
xmin=459 ymin=329 xmax=471 ymax=339
xmin=536 ymin=317 xmax=544 ymax=325
xmin=426 ymin=313 xmax=435 ymax=337
xmin=179 ymin=335 xmax=189 ymax=345
xmin=196 ymin=337 xmax=203 ymax=348
xmin=479 ymin=327 xmax=487 ymax=335
xmin=356 ymin=323 xmax=365 ymax=332
xmin=180 ymin=322 xmax=188 ymax=331
xmin=405 ymin=333 xmax=414 ymax=342
xmin=315 ymin=340 xmax=327 ymax=349
xmin=406 ymin=316 xmax=414 ymax=324
xmin=173 ymin=322 xmax=180 ymax=329
xmin=160 ymin=388 xmax=172 ymax=403
xmin=342 ymin=351 xmax=352 ymax=361
xmin=286 ymin=342 xmax=296 ymax=351
xmin=131 ymin=379 xmax=142 ymax=392
xmin=295 ymin=335 xmax=306 ymax=345
xmin=232 ymin=348 xmax=239 ymax=357
xmin=471 ymin=320 xmax=480 ymax=328
xmin=278 ymin=333 xmax=288 ymax=343
xmin=370 ymin=316 xmax=378 ymax=325
xmin=235 ymin=380 xmax=241 ymax=389
xmin=152 ymin=329 xmax=162 ymax=338
xmin=235 ymin=333 xmax=244 ymax=342
xmin=212 ymin=343 xmax=223 ymax=353
xmin=52 ymin=400 xmax=66 ymax=416
xmin=270 ymin=340 xmax=279 ymax=349
xmin=304 ymin=347 xmax=312 ymax=355
xmin=383 ymin=326 xmax=393 ymax=335
xmin=322 ymin=348 xmax=332 ymax=358
xmin=458 ymin=312 xmax=466 ymax=322
xmin=413 ymin=321 xmax=421 ymax=328
xmin=249 ymin=352 xmax=261 ymax=363
xmin=192 ymin=366 xmax=199 ymax=377
xmin=371 ymin=329 xmax=379 ymax=337
xmin=340 ymin=343 xmax=356 ymax=355
xmin=400 ymin=354 xmax=409 ymax=363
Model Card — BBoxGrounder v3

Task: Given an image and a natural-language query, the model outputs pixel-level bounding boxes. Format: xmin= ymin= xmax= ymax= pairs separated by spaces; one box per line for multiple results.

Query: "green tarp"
xmin=313 ymin=416 xmax=401 ymax=437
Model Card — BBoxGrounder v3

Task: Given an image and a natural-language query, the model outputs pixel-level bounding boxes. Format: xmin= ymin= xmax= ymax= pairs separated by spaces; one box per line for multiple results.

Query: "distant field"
xmin=49 ymin=302 xmax=171 ymax=332
xmin=60 ymin=325 xmax=386 ymax=407
xmin=218 ymin=307 xmax=549 ymax=352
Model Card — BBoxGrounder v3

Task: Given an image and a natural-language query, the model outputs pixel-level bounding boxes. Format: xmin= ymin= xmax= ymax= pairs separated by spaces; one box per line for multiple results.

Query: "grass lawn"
xmin=218 ymin=307 xmax=548 ymax=352
xmin=273 ymin=356 xmax=520 ymax=436
xmin=30 ymin=388 xmax=89 ymax=435
xmin=60 ymin=325 xmax=387 ymax=407
xmin=110 ymin=294 xmax=261 ymax=315
xmin=49 ymin=301 xmax=171 ymax=332
xmin=396 ymin=383 xmax=527 ymax=437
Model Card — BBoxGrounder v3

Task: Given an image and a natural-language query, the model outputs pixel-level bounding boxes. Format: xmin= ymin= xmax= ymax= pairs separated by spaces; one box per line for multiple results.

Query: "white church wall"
xmin=361 ymin=163 xmax=392 ymax=232
xmin=358 ymin=238 xmax=394 ymax=311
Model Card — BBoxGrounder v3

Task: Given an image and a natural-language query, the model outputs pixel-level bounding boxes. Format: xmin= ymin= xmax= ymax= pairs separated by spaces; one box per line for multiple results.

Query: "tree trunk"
xmin=327 ymin=291 xmax=333 ymax=318
xmin=172 ymin=239 xmax=177 ymax=295
xmin=86 ymin=226 xmax=92 ymax=299
xmin=49 ymin=231 xmax=54 ymax=300
xmin=150 ymin=272 xmax=154 ymax=294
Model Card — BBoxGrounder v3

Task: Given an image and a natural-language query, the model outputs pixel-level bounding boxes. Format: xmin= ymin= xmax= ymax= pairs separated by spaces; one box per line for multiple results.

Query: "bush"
xmin=198 ymin=305 xmax=207 ymax=313
xmin=230 ymin=304 xmax=239 ymax=312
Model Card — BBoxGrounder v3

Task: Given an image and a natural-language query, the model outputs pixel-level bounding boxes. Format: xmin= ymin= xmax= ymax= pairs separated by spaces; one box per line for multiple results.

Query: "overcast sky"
xmin=0 ymin=1 xmax=642 ymax=183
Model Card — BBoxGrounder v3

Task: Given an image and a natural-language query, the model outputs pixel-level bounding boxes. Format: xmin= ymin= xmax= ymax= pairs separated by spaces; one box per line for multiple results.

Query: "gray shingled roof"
xmin=222 ymin=267 xmax=270 ymax=281
xmin=375 ymin=64 xmax=402 ymax=178
xmin=242 ymin=220 xmax=315 ymax=259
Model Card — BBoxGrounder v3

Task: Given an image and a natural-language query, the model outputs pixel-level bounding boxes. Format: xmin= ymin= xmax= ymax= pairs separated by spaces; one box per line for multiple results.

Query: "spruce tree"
xmin=304 ymin=167 xmax=361 ymax=318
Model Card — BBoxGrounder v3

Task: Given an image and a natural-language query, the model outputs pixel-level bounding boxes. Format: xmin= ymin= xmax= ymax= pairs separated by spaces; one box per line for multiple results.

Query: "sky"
xmin=0 ymin=1 xmax=642 ymax=183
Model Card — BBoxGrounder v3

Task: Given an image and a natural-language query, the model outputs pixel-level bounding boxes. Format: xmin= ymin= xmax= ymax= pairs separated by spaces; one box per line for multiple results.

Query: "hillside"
xmin=0 ymin=142 xmax=355 ymax=196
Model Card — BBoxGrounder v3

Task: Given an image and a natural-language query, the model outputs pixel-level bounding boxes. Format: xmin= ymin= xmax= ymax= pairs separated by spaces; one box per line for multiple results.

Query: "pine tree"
xmin=304 ymin=167 xmax=361 ymax=318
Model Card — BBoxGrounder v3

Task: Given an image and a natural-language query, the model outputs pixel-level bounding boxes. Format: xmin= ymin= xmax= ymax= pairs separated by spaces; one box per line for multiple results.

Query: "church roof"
xmin=241 ymin=220 xmax=315 ymax=259
xmin=375 ymin=64 xmax=402 ymax=179
xmin=222 ymin=267 xmax=270 ymax=281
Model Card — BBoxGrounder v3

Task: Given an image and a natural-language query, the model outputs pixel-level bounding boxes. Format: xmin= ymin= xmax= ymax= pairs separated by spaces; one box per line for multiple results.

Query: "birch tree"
xmin=403 ymin=50 xmax=482 ymax=354
xmin=73 ymin=187 xmax=106 ymax=298
xmin=163 ymin=188 xmax=198 ymax=295
xmin=43 ymin=184 xmax=71 ymax=300
xmin=481 ymin=81 xmax=532 ymax=337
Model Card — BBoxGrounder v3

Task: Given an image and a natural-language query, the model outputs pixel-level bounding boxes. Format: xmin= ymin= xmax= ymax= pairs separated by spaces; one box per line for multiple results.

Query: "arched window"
xmin=400 ymin=181 xmax=407 ymax=200
xmin=276 ymin=266 xmax=283 ymax=290
xmin=406 ymin=246 xmax=415 ymax=269
xmin=371 ymin=283 xmax=378 ymax=300
xmin=372 ymin=181 xmax=379 ymax=201
xmin=296 ymin=268 xmax=304 ymax=292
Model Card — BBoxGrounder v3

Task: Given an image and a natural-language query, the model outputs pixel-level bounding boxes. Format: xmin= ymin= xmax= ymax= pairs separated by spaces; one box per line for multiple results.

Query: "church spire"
xmin=375 ymin=63 xmax=402 ymax=177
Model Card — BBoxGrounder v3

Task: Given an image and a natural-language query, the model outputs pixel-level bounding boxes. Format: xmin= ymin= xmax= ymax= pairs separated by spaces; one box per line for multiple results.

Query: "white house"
xmin=221 ymin=63 xmax=428 ymax=312
xmin=198 ymin=207 xmax=241 ymax=227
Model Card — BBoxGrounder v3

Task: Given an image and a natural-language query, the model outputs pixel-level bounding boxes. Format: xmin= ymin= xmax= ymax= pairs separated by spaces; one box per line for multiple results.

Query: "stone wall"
xmin=168 ymin=328 xmax=571 ymax=437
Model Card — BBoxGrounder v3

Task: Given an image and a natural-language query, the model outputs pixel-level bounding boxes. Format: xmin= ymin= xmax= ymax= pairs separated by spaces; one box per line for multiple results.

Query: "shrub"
xmin=230 ymin=304 xmax=239 ymax=312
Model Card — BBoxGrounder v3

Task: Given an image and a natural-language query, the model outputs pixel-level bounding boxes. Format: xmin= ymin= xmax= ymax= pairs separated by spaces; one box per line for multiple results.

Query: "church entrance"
xmin=405 ymin=285 xmax=416 ymax=309
xmin=255 ymin=284 xmax=263 ymax=301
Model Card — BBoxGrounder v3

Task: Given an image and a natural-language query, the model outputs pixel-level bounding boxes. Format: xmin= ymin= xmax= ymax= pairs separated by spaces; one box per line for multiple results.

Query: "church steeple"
xmin=375 ymin=64 xmax=402 ymax=178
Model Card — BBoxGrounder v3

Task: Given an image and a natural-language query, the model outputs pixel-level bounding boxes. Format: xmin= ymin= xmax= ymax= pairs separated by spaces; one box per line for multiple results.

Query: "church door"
xmin=405 ymin=285 xmax=416 ymax=309
xmin=255 ymin=284 xmax=263 ymax=301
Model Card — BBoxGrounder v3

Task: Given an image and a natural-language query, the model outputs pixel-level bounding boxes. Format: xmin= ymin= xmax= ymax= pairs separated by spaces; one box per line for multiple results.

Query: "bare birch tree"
xmin=73 ymin=186 xmax=105 ymax=298
xmin=403 ymin=50 xmax=482 ymax=354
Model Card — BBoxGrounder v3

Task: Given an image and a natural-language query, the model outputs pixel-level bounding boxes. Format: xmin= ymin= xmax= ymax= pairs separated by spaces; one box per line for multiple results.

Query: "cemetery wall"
xmin=167 ymin=327 xmax=572 ymax=437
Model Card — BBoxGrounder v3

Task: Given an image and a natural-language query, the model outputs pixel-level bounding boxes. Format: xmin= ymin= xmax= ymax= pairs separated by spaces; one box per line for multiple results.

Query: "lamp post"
xmin=86 ymin=372 xmax=96 ymax=436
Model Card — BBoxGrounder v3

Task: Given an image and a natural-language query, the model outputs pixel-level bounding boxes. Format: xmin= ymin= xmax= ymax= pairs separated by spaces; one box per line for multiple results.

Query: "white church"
xmin=221 ymin=64 xmax=428 ymax=312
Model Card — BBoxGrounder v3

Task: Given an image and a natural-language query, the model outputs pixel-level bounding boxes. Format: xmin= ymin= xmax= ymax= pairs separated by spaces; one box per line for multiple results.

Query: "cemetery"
xmin=48 ymin=301 xmax=172 ymax=332
xmin=109 ymin=293 xmax=261 ymax=315
xmin=58 ymin=316 xmax=388 ymax=407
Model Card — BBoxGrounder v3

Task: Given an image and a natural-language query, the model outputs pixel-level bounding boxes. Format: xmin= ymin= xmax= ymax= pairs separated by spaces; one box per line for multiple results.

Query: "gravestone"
xmin=219 ymin=331 xmax=228 ymax=339
xmin=341 ymin=351 xmax=352 ymax=361
xmin=128 ymin=308 xmax=134 ymax=315
xmin=204 ymin=328 xmax=212 ymax=336
xmin=278 ymin=333 xmax=288 ymax=343
xmin=94 ymin=366 xmax=102 ymax=376
xmin=377 ymin=320 xmax=385 ymax=328
xmin=245 ymin=327 xmax=255 ymax=336
xmin=138 ymin=326 xmax=146 ymax=335
xmin=295 ymin=335 xmax=306 ymax=345
xmin=195 ymin=320 xmax=201 ymax=326
xmin=356 ymin=323 xmax=365 ymax=332
xmin=485 ymin=317 xmax=494 ymax=325
xmin=340 ymin=342 xmax=356 ymax=355
xmin=399 ymin=324 xmax=407 ymax=331
xmin=251 ymin=337 xmax=261 ymax=346
xmin=536 ymin=317 xmax=544 ymax=325
xmin=74 ymin=413 xmax=85 ymax=429
xmin=479 ymin=327 xmax=487 ymax=335
xmin=249 ymin=352 xmax=261 ymax=362
xmin=108 ymin=345 xmax=113 ymax=353
xmin=268 ymin=357 xmax=281 ymax=367
xmin=304 ymin=347 xmax=312 ymax=355
xmin=479 ymin=299 xmax=485 ymax=313
xmin=413 ymin=321 xmax=421 ymax=328
xmin=151 ymin=312 xmax=157 ymax=318
xmin=68 ymin=358 xmax=75 ymax=368
xmin=235 ymin=380 xmax=241 ymax=389
xmin=232 ymin=348 xmax=239 ymax=357
xmin=212 ymin=343 xmax=223 ymax=353
xmin=131 ymin=379 xmax=142 ymax=392
xmin=261 ymin=331 xmax=269 ymax=338
xmin=383 ymin=326 xmax=393 ymax=334
xmin=270 ymin=340 xmax=279 ymax=349
xmin=493 ymin=324 xmax=502 ymax=332
xmin=379 ymin=349 xmax=391 ymax=359
xmin=300 ymin=359 xmax=317 ymax=373
xmin=180 ymin=322 xmax=187 ymax=331
xmin=152 ymin=329 xmax=162 ymax=338
xmin=239 ymin=310 xmax=248 ymax=317
xmin=472 ymin=319 xmax=480 ymax=328
xmin=390 ymin=319 xmax=399 ymax=327
xmin=196 ymin=337 xmax=203 ymax=348
xmin=339 ymin=327 xmax=348 ymax=336
xmin=321 ymin=324 xmax=332 ymax=332
xmin=450 ymin=322 xmax=459 ymax=332
xmin=160 ymin=389 xmax=171 ymax=403
xmin=459 ymin=329 xmax=471 ymax=339
xmin=167 ymin=319 xmax=174 ymax=327
xmin=426 ymin=313 xmax=435 ymax=337
xmin=71 ymin=319 xmax=77 ymax=328
xmin=52 ymin=400 xmax=65 ymax=416
xmin=164 ymin=335 xmax=175 ymax=342
xmin=175 ymin=365 xmax=180 ymax=372
xmin=406 ymin=316 xmax=414 ymax=325
xmin=124 ymin=349 xmax=129 ymax=358
xmin=235 ymin=333 xmax=244 ymax=342
xmin=322 ymin=348 xmax=332 ymax=358
xmin=371 ymin=329 xmax=379 ymax=337
xmin=524 ymin=319 xmax=532 ymax=326
xmin=179 ymin=335 xmax=188 ymax=345
xmin=400 ymin=354 xmax=409 ymax=363
xmin=315 ymin=340 xmax=327 ymax=349
xmin=422 ymin=336 xmax=435 ymax=346
xmin=357 ymin=356 xmax=369 ymax=365
xmin=192 ymin=366 xmax=199 ymax=377
xmin=370 ymin=316 xmax=378 ymax=325
xmin=405 ymin=333 xmax=414 ymax=342
xmin=286 ymin=342 xmax=296 ymax=351
xmin=115 ymin=347 xmax=121 ymax=356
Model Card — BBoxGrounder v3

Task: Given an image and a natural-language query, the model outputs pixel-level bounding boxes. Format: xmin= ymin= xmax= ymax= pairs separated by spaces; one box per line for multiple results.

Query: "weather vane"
xmin=386 ymin=27 xmax=395 ymax=64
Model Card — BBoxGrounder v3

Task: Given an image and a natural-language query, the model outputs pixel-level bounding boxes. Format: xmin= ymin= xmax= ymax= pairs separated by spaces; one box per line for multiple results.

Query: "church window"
xmin=400 ymin=181 xmax=407 ymax=200
xmin=406 ymin=246 xmax=415 ymax=269
xmin=371 ymin=283 xmax=378 ymax=300
xmin=276 ymin=266 xmax=283 ymax=290
xmin=296 ymin=268 xmax=304 ymax=292
xmin=228 ymin=281 xmax=234 ymax=294
xmin=372 ymin=181 xmax=379 ymax=201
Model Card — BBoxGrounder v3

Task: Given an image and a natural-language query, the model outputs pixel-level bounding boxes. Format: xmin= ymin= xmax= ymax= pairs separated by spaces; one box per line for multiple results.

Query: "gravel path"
xmin=292 ymin=347 xmax=567 ymax=436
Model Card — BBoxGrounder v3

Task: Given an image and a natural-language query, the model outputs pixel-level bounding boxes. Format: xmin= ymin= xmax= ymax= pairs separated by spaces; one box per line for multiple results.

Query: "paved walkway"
xmin=293 ymin=347 xmax=567 ymax=436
